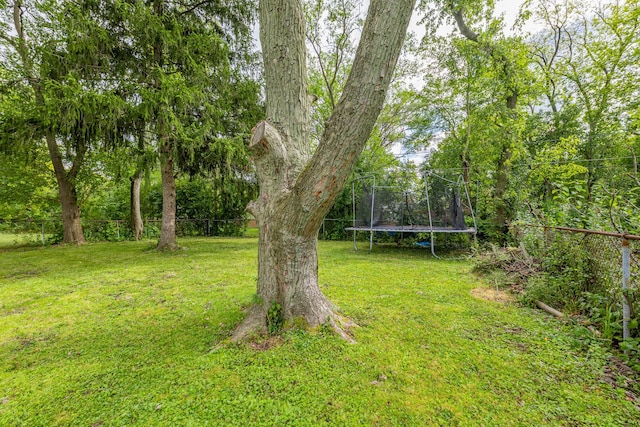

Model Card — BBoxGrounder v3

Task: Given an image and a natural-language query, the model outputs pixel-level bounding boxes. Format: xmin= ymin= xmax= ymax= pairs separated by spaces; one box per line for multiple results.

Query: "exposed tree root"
xmin=231 ymin=304 xmax=358 ymax=344
xmin=156 ymin=242 xmax=180 ymax=251
xmin=328 ymin=314 xmax=357 ymax=343
xmin=231 ymin=305 xmax=268 ymax=342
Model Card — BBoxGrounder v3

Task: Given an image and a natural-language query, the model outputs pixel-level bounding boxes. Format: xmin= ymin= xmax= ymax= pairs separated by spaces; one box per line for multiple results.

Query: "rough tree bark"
xmin=152 ymin=0 xmax=179 ymax=250
xmin=157 ymin=142 xmax=178 ymax=250
xmin=46 ymin=133 xmax=87 ymax=244
xmin=130 ymin=169 xmax=144 ymax=240
xmin=232 ymin=0 xmax=416 ymax=341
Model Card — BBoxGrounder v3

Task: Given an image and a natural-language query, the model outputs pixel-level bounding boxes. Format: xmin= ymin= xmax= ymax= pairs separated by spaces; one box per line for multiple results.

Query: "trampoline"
xmin=345 ymin=172 xmax=477 ymax=257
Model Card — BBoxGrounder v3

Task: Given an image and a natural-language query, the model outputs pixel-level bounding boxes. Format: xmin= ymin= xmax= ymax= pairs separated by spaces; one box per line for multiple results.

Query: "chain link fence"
xmin=1 ymin=217 xmax=360 ymax=246
xmin=511 ymin=224 xmax=639 ymax=359
xmin=0 ymin=218 xmax=254 ymax=246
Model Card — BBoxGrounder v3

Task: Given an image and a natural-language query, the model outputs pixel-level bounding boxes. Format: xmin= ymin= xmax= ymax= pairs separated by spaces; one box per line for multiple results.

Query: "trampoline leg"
xmin=431 ymin=243 xmax=439 ymax=258
xmin=430 ymin=232 xmax=440 ymax=258
xmin=369 ymin=230 xmax=373 ymax=252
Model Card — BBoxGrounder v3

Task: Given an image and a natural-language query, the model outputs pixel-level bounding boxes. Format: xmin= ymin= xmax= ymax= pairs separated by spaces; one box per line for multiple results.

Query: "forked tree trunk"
xmin=130 ymin=169 xmax=144 ymax=240
xmin=157 ymin=144 xmax=178 ymax=250
xmin=232 ymin=0 xmax=416 ymax=341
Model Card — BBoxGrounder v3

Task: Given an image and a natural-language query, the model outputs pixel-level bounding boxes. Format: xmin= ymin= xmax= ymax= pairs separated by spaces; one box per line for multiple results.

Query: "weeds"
xmin=267 ymin=302 xmax=283 ymax=335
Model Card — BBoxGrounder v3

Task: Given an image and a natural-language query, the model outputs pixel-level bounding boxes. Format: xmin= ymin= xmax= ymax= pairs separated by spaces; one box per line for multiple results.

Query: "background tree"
xmin=448 ymin=0 xmax=531 ymax=241
xmin=0 ymin=0 xmax=128 ymax=244
xmin=417 ymin=0 xmax=533 ymax=242
xmin=78 ymin=0 xmax=261 ymax=250
xmin=0 ymin=147 xmax=57 ymax=220
xmin=418 ymin=0 xmax=639 ymax=236
xmin=519 ymin=0 xmax=640 ymax=230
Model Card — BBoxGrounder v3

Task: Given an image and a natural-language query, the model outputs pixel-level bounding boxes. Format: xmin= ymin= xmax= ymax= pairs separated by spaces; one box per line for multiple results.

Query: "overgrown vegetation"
xmin=475 ymin=229 xmax=640 ymax=375
xmin=1 ymin=238 xmax=638 ymax=425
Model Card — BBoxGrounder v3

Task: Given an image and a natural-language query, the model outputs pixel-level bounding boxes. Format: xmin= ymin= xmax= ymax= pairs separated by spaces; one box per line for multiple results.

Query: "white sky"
xmin=252 ymin=1 xmax=531 ymax=55
xmin=495 ymin=0 xmax=527 ymax=31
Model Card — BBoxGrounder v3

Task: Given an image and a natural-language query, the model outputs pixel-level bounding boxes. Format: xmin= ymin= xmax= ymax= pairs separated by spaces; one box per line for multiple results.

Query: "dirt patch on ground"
xmin=247 ymin=335 xmax=284 ymax=351
xmin=471 ymin=287 xmax=515 ymax=304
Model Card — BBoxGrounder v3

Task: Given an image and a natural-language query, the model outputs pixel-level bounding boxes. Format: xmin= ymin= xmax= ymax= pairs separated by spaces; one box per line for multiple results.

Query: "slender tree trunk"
xmin=493 ymin=92 xmax=517 ymax=242
xmin=232 ymin=0 xmax=415 ymax=341
xmin=584 ymin=131 xmax=596 ymax=203
xmin=494 ymin=143 xmax=511 ymax=241
xmin=130 ymin=169 xmax=144 ymax=240
xmin=157 ymin=143 xmax=178 ymax=250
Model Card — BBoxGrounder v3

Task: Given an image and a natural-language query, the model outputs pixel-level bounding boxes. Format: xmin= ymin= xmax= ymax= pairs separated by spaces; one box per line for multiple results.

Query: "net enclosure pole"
xmin=424 ymin=173 xmax=438 ymax=258
xmin=352 ymin=180 xmax=357 ymax=250
xmin=463 ymin=177 xmax=478 ymax=244
xmin=350 ymin=174 xmax=376 ymax=251
xmin=622 ymin=239 xmax=631 ymax=344
xmin=369 ymin=175 xmax=376 ymax=252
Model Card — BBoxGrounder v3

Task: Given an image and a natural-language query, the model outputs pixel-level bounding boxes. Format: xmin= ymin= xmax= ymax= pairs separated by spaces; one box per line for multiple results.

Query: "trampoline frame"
xmin=346 ymin=173 xmax=478 ymax=257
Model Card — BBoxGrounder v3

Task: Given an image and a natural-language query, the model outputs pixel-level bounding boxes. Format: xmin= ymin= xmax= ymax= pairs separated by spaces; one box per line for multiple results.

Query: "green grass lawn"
xmin=0 ymin=238 xmax=638 ymax=426
xmin=0 ymin=232 xmax=45 ymax=248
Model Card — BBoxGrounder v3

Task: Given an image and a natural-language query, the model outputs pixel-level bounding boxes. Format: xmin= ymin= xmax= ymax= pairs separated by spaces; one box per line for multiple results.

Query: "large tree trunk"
xmin=152 ymin=0 xmax=178 ymax=250
xmin=130 ymin=169 xmax=144 ymax=240
xmin=157 ymin=143 xmax=178 ymax=250
xmin=232 ymin=0 xmax=415 ymax=341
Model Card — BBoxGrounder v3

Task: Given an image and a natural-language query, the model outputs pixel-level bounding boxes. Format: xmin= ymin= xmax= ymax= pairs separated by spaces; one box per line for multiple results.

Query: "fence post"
xmin=622 ymin=239 xmax=631 ymax=345
xmin=41 ymin=222 xmax=45 ymax=246
xmin=206 ymin=219 xmax=210 ymax=237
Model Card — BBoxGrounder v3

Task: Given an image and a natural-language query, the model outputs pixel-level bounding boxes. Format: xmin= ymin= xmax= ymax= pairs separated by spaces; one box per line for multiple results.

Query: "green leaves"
xmin=0 ymin=148 xmax=57 ymax=220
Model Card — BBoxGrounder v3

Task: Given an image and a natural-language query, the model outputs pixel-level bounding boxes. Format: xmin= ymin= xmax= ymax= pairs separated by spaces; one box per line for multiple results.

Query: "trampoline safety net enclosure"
xmin=345 ymin=172 xmax=477 ymax=255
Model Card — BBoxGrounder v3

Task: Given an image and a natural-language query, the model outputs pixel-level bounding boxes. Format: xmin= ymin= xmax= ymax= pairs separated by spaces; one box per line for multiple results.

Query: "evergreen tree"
xmin=0 ymin=0 xmax=126 ymax=244
xmin=92 ymin=0 xmax=260 ymax=249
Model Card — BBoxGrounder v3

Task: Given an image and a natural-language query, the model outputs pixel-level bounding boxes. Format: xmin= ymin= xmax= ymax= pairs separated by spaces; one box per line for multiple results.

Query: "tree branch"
xmin=452 ymin=8 xmax=479 ymax=42
xmin=247 ymin=120 xmax=289 ymax=216
xmin=291 ymin=0 xmax=416 ymax=236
